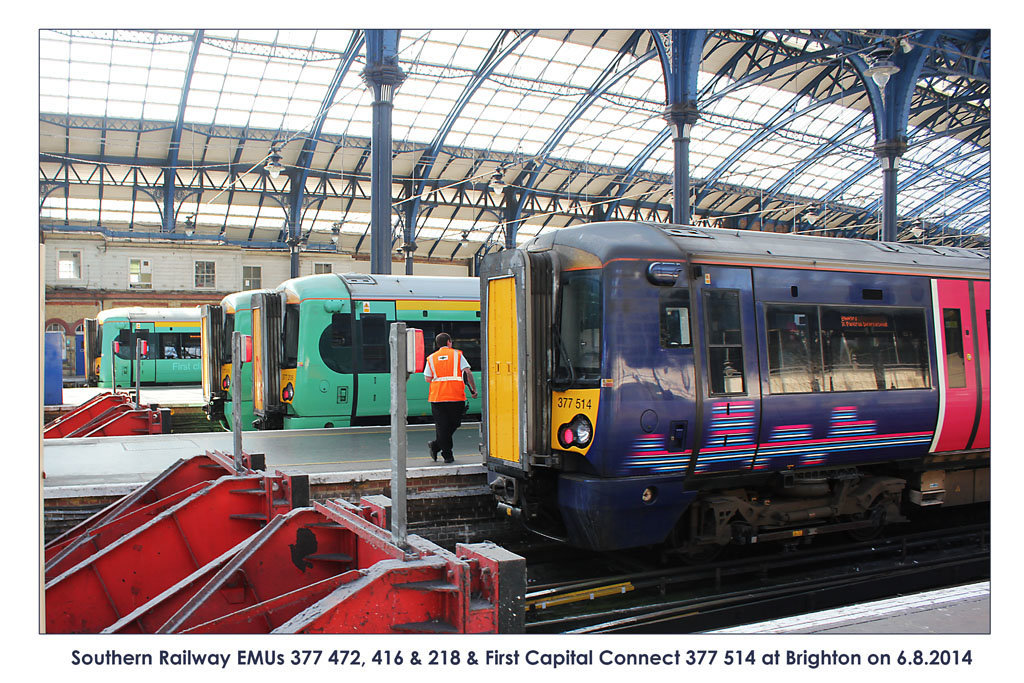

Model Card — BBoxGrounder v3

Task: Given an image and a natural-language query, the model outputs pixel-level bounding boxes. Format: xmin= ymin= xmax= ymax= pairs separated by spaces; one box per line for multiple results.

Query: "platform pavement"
xmin=708 ymin=582 xmax=990 ymax=634
xmin=42 ymin=421 xmax=486 ymax=492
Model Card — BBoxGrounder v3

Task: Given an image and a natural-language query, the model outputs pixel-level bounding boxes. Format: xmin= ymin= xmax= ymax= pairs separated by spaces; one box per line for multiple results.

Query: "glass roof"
xmin=38 ymin=28 xmax=990 ymax=252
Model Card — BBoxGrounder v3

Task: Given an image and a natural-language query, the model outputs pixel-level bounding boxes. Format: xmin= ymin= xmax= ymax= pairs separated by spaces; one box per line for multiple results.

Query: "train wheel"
xmin=664 ymin=523 xmax=724 ymax=564
xmin=846 ymin=501 xmax=887 ymax=542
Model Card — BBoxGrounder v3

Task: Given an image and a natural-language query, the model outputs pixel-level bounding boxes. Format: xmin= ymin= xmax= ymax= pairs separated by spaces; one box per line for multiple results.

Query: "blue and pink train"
xmin=480 ymin=222 xmax=989 ymax=553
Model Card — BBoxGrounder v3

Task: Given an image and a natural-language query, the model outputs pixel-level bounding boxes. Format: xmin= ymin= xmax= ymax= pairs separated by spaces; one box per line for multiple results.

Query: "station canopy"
xmin=39 ymin=29 xmax=991 ymax=261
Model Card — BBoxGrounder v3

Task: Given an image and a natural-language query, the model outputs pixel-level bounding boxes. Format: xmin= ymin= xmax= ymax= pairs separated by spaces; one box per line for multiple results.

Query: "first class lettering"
xmin=840 ymin=315 xmax=889 ymax=329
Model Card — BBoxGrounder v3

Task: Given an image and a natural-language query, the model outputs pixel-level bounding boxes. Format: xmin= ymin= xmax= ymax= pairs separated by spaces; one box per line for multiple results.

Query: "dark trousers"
xmin=430 ymin=401 xmax=466 ymax=461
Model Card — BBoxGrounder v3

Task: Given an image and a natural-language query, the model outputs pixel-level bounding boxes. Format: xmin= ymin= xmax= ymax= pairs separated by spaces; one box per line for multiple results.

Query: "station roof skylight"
xmin=39 ymin=28 xmax=991 ymax=257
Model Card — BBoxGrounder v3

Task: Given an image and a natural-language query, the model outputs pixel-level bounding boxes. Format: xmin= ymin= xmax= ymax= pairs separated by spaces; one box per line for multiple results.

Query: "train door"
xmin=134 ymin=323 xmax=157 ymax=383
xmin=971 ymin=280 xmax=990 ymax=449
xmin=930 ymin=278 xmax=987 ymax=452
xmin=354 ymin=299 xmax=396 ymax=418
xmin=690 ymin=265 xmax=762 ymax=475
xmin=83 ymin=318 xmax=99 ymax=386
xmin=111 ymin=324 xmax=153 ymax=387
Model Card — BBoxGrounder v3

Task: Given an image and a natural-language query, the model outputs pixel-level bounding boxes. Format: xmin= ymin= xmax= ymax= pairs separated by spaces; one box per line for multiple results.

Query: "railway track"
xmin=523 ymin=521 xmax=989 ymax=634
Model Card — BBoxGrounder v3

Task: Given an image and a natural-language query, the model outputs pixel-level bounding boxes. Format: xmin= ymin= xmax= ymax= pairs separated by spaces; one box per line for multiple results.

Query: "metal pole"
xmin=389 ymin=321 xmax=408 ymax=546
xmin=231 ymin=330 xmax=244 ymax=473
xmin=134 ymin=338 xmax=142 ymax=409
xmin=881 ymin=157 xmax=899 ymax=242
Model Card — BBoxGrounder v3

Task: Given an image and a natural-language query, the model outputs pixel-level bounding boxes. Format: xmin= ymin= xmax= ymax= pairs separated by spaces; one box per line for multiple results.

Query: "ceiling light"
xmin=183 ymin=214 xmax=195 ymax=237
xmin=865 ymin=47 xmax=900 ymax=89
xmin=265 ymin=147 xmax=285 ymax=180
xmin=491 ymin=164 xmax=506 ymax=187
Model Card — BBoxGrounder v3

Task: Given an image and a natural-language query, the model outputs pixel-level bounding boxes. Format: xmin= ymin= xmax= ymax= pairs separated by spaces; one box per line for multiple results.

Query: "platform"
xmin=709 ymin=582 xmax=990 ymax=634
xmin=42 ymin=421 xmax=485 ymax=490
xmin=56 ymin=385 xmax=205 ymax=408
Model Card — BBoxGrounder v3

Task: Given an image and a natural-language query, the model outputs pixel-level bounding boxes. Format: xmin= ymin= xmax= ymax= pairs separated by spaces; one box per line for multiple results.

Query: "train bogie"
xmin=481 ymin=222 xmax=990 ymax=552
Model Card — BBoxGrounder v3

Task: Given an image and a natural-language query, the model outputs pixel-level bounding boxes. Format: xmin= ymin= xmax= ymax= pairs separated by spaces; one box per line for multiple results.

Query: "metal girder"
xmin=903 ymin=163 xmax=990 ymax=220
xmin=699 ymin=75 xmax=857 ymax=196
xmin=497 ymin=32 xmax=651 ymax=251
xmin=162 ymin=30 xmax=204 ymax=233
xmin=284 ymin=31 xmax=364 ymax=275
xmin=863 ymin=142 xmax=989 ymax=215
xmin=406 ymin=30 xmax=536 ymax=246
xmin=764 ymin=111 xmax=872 ymax=198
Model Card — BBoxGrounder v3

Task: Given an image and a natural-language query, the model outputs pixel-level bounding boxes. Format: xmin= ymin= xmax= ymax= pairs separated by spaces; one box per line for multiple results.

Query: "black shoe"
xmin=442 ymin=453 xmax=454 ymax=464
xmin=428 ymin=441 xmax=439 ymax=462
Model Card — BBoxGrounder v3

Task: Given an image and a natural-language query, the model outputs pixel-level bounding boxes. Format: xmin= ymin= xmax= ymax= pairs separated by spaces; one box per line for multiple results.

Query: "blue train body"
xmin=481 ymin=222 xmax=989 ymax=552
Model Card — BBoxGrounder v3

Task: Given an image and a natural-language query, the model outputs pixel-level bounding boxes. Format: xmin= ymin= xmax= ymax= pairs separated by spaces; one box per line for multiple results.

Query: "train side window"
xmin=319 ymin=312 xmax=353 ymax=374
xmin=765 ymin=305 xmax=822 ymax=394
xmin=704 ymin=289 xmax=745 ymax=395
xmin=222 ymin=313 xmax=235 ymax=362
xmin=181 ymin=333 xmax=201 ymax=359
xmin=659 ymin=288 xmax=691 ymax=348
xmin=943 ymin=308 xmax=967 ymax=388
xmin=282 ymin=304 xmax=300 ymax=369
xmin=820 ymin=307 xmax=930 ymax=391
xmin=448 ymin=321 xmax=482 ymax=369
xmin=114 ymin=328 xmax=133 ymax=359
xmin=159 ymin=333 xmax=181 ymax=359
xmin=360 ymin=314 xmax=390 ymax=373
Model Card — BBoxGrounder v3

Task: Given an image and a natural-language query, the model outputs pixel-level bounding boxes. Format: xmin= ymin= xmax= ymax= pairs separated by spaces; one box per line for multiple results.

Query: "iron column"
xmin=664 ymin=102 xmax=700 ymax=226
xmin=362 ymin=31 xmax=406 ymax=274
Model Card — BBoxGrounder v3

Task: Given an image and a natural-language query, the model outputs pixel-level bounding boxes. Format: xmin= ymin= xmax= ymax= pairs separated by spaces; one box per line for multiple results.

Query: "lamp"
xmin=183 ymin=214 xmax=195 ymax=237
xmin=865 ymin=46 xmax=900 ymax=89
xmin=909 ymin=219 xmax=924 ymax=240
xmin=490 ymin=164 xmax=506 ymax=187
xmin=265 ymin=146 xmax=285 ymax=180
xmin=330 ymin=221 xmax=342 ymax=245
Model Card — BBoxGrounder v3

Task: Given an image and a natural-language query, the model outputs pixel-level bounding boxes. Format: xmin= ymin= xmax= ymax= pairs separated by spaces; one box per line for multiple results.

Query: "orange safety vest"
xmin=426 ymin=348 xmax=467 ymax=402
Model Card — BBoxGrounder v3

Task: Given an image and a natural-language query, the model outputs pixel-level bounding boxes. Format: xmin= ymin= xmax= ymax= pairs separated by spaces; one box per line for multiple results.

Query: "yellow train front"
xmin=480 ymin=222 xmax=990 ymax=554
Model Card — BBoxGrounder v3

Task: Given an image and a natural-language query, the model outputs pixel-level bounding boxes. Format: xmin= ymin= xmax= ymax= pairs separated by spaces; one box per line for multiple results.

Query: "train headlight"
xmin=571 ymin=414 xmax=593 ymax=446
xmin=222 ymin=376 xmax=230 ymax=391
xmin=558 ymin=414 xmax=594 ymax=448
xmin=282 ymin=382 xmax=294 ymax=401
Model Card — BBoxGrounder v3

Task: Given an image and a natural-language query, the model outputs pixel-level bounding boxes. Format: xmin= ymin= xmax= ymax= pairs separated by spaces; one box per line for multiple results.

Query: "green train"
xmin=203 ymin=273 xmax=481 ymax=430
xmin=84 ymin=307 xmax=203 ymax=388
xmin=201 ymin=290 xmax=269 ymax=431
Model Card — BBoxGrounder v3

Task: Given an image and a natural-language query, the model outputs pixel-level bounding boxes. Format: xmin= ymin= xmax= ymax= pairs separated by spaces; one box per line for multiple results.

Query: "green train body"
xmin=87 ymin=307 xmax=202 ymax=388
xmin=247 ymin=273 xmax=481 ymax=430
xmin=201 ymin=290 xmax=269 ymax=430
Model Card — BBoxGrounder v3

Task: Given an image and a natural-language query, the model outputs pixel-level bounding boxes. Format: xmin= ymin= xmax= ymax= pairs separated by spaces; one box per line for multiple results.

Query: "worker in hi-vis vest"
xmin=423 ymin=332 xmax=477 ymax=463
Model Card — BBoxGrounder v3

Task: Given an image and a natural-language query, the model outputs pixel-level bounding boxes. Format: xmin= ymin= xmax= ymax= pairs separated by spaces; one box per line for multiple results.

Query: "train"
xmin=84 ymin=307 xmax=203 ymax=388
xmin=203 ymin=273 xmax=482 ymax=430
xmin=480 ymin=221 xmax=990 ymax=555
xmin=201 ymin=290 xmax=269 ymax=430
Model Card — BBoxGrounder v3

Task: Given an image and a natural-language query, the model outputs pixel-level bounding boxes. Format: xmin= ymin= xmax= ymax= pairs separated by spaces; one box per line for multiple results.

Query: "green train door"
xmin=111 ymin=323 xmax=155 ymax=387
xmin=354 ymin=299 xmax=396 ymax=419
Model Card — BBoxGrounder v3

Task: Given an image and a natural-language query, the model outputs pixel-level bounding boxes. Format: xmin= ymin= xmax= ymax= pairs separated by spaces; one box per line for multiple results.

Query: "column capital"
xmin=361 ymin=63 xmax=406 ymax=103
xmin=873 ymin=136 xmax=908 ymax=160
xmin=663 ymin=101 xmax=700 ymax=137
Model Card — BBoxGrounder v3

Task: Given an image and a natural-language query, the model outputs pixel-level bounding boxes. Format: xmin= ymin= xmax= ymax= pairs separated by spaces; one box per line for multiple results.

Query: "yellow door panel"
xmin=487 ymin=276 xmax=520 ymax=464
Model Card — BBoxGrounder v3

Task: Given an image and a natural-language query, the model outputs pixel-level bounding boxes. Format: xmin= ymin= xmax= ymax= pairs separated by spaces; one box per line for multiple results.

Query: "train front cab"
xmin=482 ymin=225 xmax=990 ymax=553
xmin=201 ymin=291 xmax=266 ymax=430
